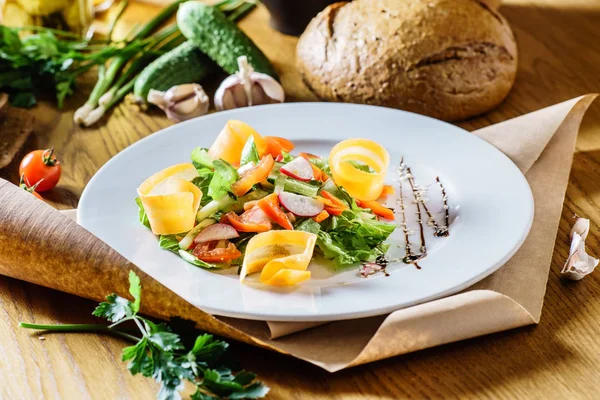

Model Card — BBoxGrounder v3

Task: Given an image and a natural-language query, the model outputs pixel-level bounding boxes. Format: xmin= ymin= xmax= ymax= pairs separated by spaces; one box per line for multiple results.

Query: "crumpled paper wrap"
xmin=0 ymin=95 xmax=595 ymax=372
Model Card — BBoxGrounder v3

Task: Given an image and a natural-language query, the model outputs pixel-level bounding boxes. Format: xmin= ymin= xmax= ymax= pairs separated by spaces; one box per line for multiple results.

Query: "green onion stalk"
xmin=82 ymin=0 xmax=257 ymax=127
xmin=74 ymin=0 xmax=186 ymax=124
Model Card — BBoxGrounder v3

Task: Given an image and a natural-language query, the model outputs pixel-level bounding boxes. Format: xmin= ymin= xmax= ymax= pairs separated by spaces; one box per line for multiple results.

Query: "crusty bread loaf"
xmin=296 ymin=0 xmax=518 ymax=121
xmin=0 ymin=96 xmax=34 ymax=169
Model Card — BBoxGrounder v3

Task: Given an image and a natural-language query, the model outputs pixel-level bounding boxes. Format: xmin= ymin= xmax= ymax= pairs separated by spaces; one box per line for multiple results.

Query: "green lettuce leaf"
xmin=208 ymin=159 xmax=238 ymax=199
xmin=135 ymin=197 xmax=151 ymax=229
xmin=191 ymin=147 xmax=214 ymax=169
xmin=159 ymin=235 xmax=180 ymax=253
xmin=192 ymin=168 xmax=215 ymax=206
xmin=240 ymin=136 xmax=259 ymax=166
xmin=308 ymin=156 xmax=330 ymax=176
xmin=299 ymin=210 xmax=395 ymax=267
xmin=280 ymin=151 xmax=294 ymax=163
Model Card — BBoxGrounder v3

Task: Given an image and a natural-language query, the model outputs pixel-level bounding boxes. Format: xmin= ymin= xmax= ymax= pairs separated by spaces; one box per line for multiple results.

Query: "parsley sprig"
xmin=19 ymin=271 xmax=269 ymax=400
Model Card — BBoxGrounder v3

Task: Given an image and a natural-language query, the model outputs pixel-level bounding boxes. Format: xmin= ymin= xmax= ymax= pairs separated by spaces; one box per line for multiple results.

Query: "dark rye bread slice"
xmin=296 ymin=0 xmax=518 ymax=121
xmin=0 ymin=95 xmax=34 ymax=169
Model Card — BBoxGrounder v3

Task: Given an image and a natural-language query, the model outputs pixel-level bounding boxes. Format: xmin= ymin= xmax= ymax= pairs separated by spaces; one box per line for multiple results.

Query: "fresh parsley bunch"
xmin=20 ymin=271 xmax=269 ymax=400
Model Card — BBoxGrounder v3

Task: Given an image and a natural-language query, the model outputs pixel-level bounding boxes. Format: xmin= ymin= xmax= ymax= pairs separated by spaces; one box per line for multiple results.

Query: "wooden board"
xmin=1 ymin=1 xmax=600 ymax=398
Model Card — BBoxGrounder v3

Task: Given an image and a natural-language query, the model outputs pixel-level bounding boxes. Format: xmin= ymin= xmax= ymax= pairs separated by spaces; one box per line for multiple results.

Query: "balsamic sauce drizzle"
xmin=359 ymin=158 xmax=451 ymax=276
xmin=397 ymin=158 xmax=451 ymax=269
xmin=436 ymin=177 xmax=450 ymax=237
xmin=398 ymin=159 xmax=426 ymax=267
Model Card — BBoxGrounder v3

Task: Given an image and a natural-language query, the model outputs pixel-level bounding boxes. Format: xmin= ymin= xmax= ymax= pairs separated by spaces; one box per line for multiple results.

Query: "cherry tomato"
xmin=19 ymin=148 xmax=62 ymax=192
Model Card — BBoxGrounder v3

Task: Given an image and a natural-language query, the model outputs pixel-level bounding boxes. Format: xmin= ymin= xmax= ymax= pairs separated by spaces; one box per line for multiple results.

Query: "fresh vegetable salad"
xmin=136 ymin=120 xmax=397 ymax=286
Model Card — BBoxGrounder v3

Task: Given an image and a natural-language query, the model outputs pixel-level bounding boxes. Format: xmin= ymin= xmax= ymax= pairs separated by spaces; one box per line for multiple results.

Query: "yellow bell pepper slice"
xmin=329 ymin=138 xmax=390 ymax=201
xmin=137 ymin=163 xmax=201 ymax=235
xmin=240 ymin=231 xmax=317 ymax=286
xmin=208 ymin=120 xmax=267 ymax=165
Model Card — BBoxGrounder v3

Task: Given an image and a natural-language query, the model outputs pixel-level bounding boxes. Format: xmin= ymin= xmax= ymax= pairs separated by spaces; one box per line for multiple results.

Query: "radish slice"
xmin=280 ymin=157 xmax=314 ymax=181
xmin=279 ymin=192 xmax=324 ymax=217
xmin=194 ymin=223 xmax=239 ymax=243
xmin=245 ymin=206 xmax=271 ymax=224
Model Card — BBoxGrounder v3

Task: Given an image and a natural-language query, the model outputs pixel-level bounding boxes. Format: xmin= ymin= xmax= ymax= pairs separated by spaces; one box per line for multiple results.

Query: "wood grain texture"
xmin=1 ymin=0 xmax=600 ymax=398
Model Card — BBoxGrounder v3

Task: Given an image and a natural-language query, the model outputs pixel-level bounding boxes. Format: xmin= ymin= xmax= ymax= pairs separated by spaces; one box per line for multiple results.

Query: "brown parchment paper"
xmin=0 ymin=95 xmax=595 ymax=372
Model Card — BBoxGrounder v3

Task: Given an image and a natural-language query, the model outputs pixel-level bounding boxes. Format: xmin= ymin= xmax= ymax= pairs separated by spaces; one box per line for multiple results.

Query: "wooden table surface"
xmin=1 ymin=0 xmax=600 ymax=398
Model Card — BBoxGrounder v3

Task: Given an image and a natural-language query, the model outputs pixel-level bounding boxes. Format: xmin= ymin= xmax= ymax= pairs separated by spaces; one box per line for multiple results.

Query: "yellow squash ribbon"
xmin=208 ymin=120 xmax=266 ymax=165
xmin=240 ymin=231 xmax=317 ymax=286
xmin=329 ymin=138 xmax=390 ymax=201
xmin=137 ymin=163 xmax=201 ymax=235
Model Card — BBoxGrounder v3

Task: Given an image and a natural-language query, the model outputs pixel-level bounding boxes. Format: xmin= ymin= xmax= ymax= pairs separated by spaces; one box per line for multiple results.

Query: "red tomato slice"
xmin=256 ymin=193 xmax=293 ymax=230
xmin=264 ymin=136 xmax=295 ymax=158
xmin=222 ymin=209 xmax=272 ymax=232
xmin=192 ymin=241 xmax=241 ymax=262
xmin=231 ymin=154 xmax=274 ymax=197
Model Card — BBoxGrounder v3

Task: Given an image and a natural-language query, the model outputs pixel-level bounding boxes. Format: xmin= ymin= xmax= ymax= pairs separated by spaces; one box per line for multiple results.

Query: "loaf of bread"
xmin=0 ymin=94 xmax=34 ymax=169
xmin=296 ymin=0 xmax=518 ymax=121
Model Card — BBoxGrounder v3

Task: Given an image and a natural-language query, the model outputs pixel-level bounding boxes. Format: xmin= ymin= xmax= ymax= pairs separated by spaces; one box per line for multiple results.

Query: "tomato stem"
xmin=19 ymin=173 xmax=44 ymax=193
xmin=42 ymin=147 xmax=58 ymax=166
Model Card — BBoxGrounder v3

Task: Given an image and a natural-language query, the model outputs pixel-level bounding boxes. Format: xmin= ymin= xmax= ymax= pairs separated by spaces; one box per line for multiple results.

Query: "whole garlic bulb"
xmin=148 ymin=83 xmax=210 ymax=122
xmin=215 ymin=56 xmax=284 ymax=111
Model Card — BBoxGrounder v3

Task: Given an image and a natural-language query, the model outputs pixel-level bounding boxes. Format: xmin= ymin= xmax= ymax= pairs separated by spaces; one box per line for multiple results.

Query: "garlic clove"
xmin=214 ymin=55 xmax=284 ymax=111
xmin=166 ymin=94 xmax=210 ymax=122
xmin=252 ymin=72 xmax=285 ymax=102
xmin=571 ymin=216 xmax=590 ymax=241
xmin=561 ymin=231 xmax=599 ymax=280
xmin=147 ymin=89 xmax=168 ymax=108
xmin=148 ymin=84 xmax=210 ymax=123
xmin=163 ymin=83 xmax=203 ymax=104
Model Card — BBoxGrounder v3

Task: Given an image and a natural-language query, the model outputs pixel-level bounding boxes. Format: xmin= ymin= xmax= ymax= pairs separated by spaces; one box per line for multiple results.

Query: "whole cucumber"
xmin=133 ymin=41 xmax=214 ymax=102
xmin=177 ymin=2 xmax=278 ymax=79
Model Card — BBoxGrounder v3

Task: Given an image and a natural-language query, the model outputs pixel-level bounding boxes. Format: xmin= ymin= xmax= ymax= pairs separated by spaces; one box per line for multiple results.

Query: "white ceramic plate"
xmin=78 ymin=103 xmax=533 ymax=322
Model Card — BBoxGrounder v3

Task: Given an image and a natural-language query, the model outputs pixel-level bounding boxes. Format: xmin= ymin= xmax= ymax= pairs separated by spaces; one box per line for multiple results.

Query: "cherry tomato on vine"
xmin=19 ymin=148 xmax=62 ymax=192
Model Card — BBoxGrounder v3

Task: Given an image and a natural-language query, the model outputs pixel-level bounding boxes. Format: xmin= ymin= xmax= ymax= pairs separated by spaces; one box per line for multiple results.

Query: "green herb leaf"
xmin=129 ymin=270 xmax=142 ymax=314
xmin=240 ymin=136 xmax=259 ymax=166
xmin=208 ymin=159 xmax=238 ymax=199
xmin=190 ymin=334 xmax=228 ymax=365
xmin=21 ymin=270 xmax=270 ymax=400
xmin=93 ymin=293 xmax=136 ymax=322
xmin=9 ymin=91 xmax=36 ymax=108
xmin=148 ymin=331 xmax=184 ymax=352
xmin=122 ymin=337 xmax=152 ymax=375
xmin=135 ymin=197 xmax=151 ymax=229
